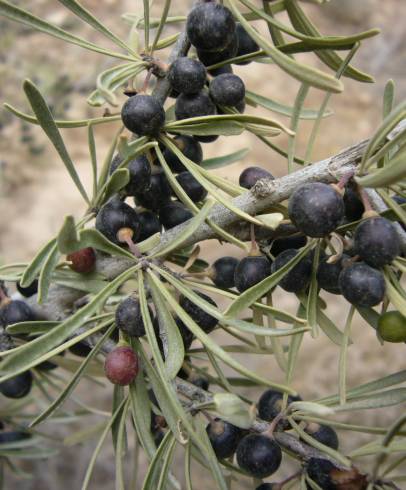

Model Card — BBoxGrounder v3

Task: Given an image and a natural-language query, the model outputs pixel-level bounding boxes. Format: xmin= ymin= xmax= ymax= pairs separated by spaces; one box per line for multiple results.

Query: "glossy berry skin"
xmin=67 ymin=247 xmax=96 ymax=274
xmin=135 ymin=172 xmax=172 ymax=211
xmin=343 ymin=185 xmax=364 ymax=222
xmin=258 ymin=389 xmax=301 ymax=429
xmin=271 ymin=249 xmax=312 ymax=293
xmin=104 ymin=346 xmax=139 ymax=386
xmin=206 ymin=418 xmax=243 ymax=459
xmin=176 ymin=172 xmax=207 ymax=202
xmin=234 ymin=256 xmax=271 ymax=293
xmin=110 ymin=154 xmax=152 ymax=195
xmin=186 ymin=3 xmax=236 ymax=52
xmin=306 ymin=458 xmax=367 ymax=490
xmin=317 ymin=254 xmax=349 ymax=295
xmin=159 ymin=202 xmax=193 ymax=229
xmin=179 ymin=291 xmax=218 ymax=333
xmin=235 ymin=24 xmax=259 ymax=65
xmin=339 ymin=262 xmax=385 ymax=307
xmin=209 ymin=73 xmax=245 ymax=107
xmin=163 ymin=135 xmax=203 ymax=173
xmin=0 ymin=371 xmax=33 ymax=399
xmin=377 ymin=311 xmax=406 ymax=343
xmin=121 ymin=94 xmax=165 ymax=136
xmin=175 ymin=91 xmax=216 ymax=121
xmin=69 ymin=342 xmax=92 ymax=357
xmin=16 ymin=279 xmax=38 ymax=298
xmin=210 ymin=256 xmax=239 ymax=289
xmin=96 ymin=198 xmax=140 ymax=246
xmin=168 ymin=57 xmax=207 ymax=95
xmin=0 ymin=300 xmax=34 ymax=326
xmin=236 ymin=434 xmax=282 ymax=479
xmin=304 ymin=423 xmax=339 ymax=450
xmin=288 ymin=183 xmax=345 ymax=238
xmin=197 ymin=32 xmax=238 ymax=67
xmin=115 ymin=297 xmax=147 ymax=337
xmin=136 ymin=211 xmax=161 ymax=242
xmin=239 ymin=166 xmax=274 ymax=190
xmin=268 ymin=235 xmax=307 ymax=257
xmin=354 ymin=217 xmax=400 ymax=268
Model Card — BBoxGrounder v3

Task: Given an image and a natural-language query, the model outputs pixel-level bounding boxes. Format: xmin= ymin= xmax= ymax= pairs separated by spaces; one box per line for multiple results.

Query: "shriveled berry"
xmin=67 ymin=247 xmax=96 ymax=274
xmin=159 ymin=202 xmax=193 ymax=229
xmin=206 ymin=418 xmax=243 ymax=459
xmin=236 ymin=434 xmax=282 ymax=478
xmin=268 ymin=235 xmax=307 ymax=257
xmin=16 ymin=280 xmax=38 ymax=298
xmin=306 ymin=458 xmax=367 ymax=490
xmin=135 ymin=172 xmax=172 ymax=211
xmin=239 ymin=166 xmax=274 ymax=190
xmin=104 ymin=346 xmax=139 ymax=386
xmin=168 ymin=57 xmax=207 ymax=95
xmin=163 ymin=135 xmax=203 ymax=173
xmin=271 ymin=249 xmax=312 ymax=293
xmin=0 ymin=300 xmax=34 ymax=326
xmin=210 ymin=256 xmax=239 ymax=289
xmin=343 ymin=185 xmax=364 ymax=222
xmin=121 ymin=94 xmax=165 ymax=136
xmin=258 ymin=389 xmax=301 ymax=429
xmin=288 ymin=183 xmax=345 ymax=237
xmin=176 ymin=172 xmax=207 ymax=202
xmin=354 ymin=217 xmax=400 ymax=268
xmin=115 ymin=297 xmax=147 ymax=337
xmin=339 ymin=262 xmax=385 ymax=307
xmin=377 ymin=311 xmax=406 ymax=343
xmin=96 ymin=198 xmax=140 ymax=246
xmin=136 ymin=211 xmax=161 ymax=242
xmin=197 ymin=31 xmax=238 ymax=66
xmin=209 ymin=73 xmax=245 ymax=107
xmin=179 ymin=291 xmax=218 ymax=333
xmin=317 ymin=254 xmax=349 ymax=295
xmin=175 ymin=91 xmax=216 ymax=121
xmin=69 ymin=342 xmax=92 ymax=357
xmin=0 ymin=371 xmax=32 ymax=399
xmin=186 ymin=3 xmax=236 ymax=52
xmin=235 ymin=24 xmax=259 ymax=65
xmin=303 ymin=423 xmax=339 ymax=450
xmin=234 ymin=256 xmax=271 ymax=293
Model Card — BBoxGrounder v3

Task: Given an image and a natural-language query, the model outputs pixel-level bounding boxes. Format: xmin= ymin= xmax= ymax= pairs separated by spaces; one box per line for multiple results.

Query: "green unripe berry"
xmin=378 ymin=311 xmax=406 ymax=343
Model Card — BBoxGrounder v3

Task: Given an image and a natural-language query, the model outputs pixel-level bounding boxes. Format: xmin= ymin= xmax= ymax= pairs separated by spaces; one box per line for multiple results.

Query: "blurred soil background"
xmin=0 ymin=0 xmax=405 ymax=488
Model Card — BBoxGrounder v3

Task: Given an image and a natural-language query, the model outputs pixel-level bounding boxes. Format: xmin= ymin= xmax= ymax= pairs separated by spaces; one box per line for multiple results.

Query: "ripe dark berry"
xmin=206 ymin=418 xmax=243 ymax=459
xmin=354 ymin=217 xmax=400 ymax=268
xmin=136 ymin=211 xmax=161 ymax=242
xmin=175 ymin=91 xmax=216 ymax=121
xmin=176 ymin=172 xmax=207 ymax=202
xmin=303 ymin=423 xmax=339 ymax=450
xmin=159 ymin=202 xmax=193 ymax=229
xmin=258 ymin=389 xmax=300 ymax=429
xmin=67 ymin=247 xmax=96 ymax=274
xmin=0 ymin=300 xmax=34 ymax=326
xmin=175 ymin=317 xmax=195 ymax=350
xmin=115 ymin=297 xmax=147 ymax=337
xmin=197 ymin=31 xmax=238 ymax=67
xmin=110 ymin=154 xmax=152 ymax=195
xmin=134 ymin=172 xmax=172 ymax=211
xmin=96 ymin=198 xmax=140 ymax=246
xmin=167 ymin=57 xmax=207 ymax=95
xmin=207 ymin=64 xmax=233 ymax=77
xmin=306 ymin=458 xmax=367 ymax=490
xmin=271 ymin=249 xmax=312 ymax=293
xmin=339 ymin=262 xmax=385 ymax=307
xmin=0 ymin=371 xmax=33 ymax=399
xmin=209 ymin=73 xmax=245 ymax=107
xmin=0 ymin=431 xmax=31 ymax=444
xmin=235 ymin=24 xmax=259 ymax=65
xmin=16 ymin=279 xmax=38 ymax=298
xmin=163 ymin=135 xmax=203 ymax=173
xmin=195 ymin=134 xmax=219 ymax=143
xmin=268 ymin=235 xmax=307 ymax=257
xmin=186 ymin=3 xmax=236 ymax=52
xmin=153 ymin=429 xmax=165 ymax=447
xmin=317 ymin=254 xmax=349 ymax=295
xmin=191 ymin=376 xmax=209 ymax=391
xmin=255 ymin=485 xmax=278 ymax=490
xmin=236 ymin=434 xmax=282 ymax=478
xmin=179 ymin=291 xmax=218 ymax=333
xmin=239 ymin=166 xmax=274 ymax=190
xmin=210 ymin=256 xmax=239 ymax=289
xmin=288 ymin=183 xmax=345 ymax=237
xmin=104 ymin=346 xmax=139 ymax=386
xmin=121 ymin=94 xmax=165 ymax=136
xmin=343 ymin=185 xmax=364 ymax=222
xmin=377 ymin=311 xmax=406 ymax=343
xmin=69 ymin=342 xmax=92 ymax=357
xmin=234 ymin=256 xmax=271 ymax=293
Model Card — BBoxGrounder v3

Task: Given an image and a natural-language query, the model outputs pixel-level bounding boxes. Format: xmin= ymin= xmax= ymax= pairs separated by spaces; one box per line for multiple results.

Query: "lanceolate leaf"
xmin=356 ymin=147 xmax=406 ymax=188
xmin=141 ymin=431 xmax=176 ymax=490
xmin=20 ymin=238 xmax=56 ymax=287
xmin=38 ymin=243 xmax=60 ymax=304
xmin=333 ymin=388 xmax=406 ymax=412
xmin=57 ymin=216 xmax=79 ymax=253
xmin=201 ymin=148 xmax=250 ymax=169
xmin=103 ymin=169 xmax=130 ymax=200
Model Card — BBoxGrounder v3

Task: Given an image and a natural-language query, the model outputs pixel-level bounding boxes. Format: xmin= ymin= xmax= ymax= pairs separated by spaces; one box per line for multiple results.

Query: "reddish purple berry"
xmin=67 ymin=248 xmax=96 ymax=273
xmin=104 ymin=346 xmax=139 ymax=386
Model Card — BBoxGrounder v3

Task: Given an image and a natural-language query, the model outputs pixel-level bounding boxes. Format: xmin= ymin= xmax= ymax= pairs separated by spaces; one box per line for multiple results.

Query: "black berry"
xmin=197 ymin=31 xmax=238 ymax=66
xmin=258 ymin=389 xmax=301 ymax=429
xmin=16 ymin=280 xmax=38 ymax=298
xmin=234 ymin=256 xmax=271 ymax=293
xmin=354 ymin=217 xmax=400 ymax=268
xmin=109 ymin=154 xmax=152 ymax=195
xmin=303 ymin=423 xmax=339 ymax=450
xmin=121 ymin=94 xmax=165 ymax=136
xmin=159 ymin=201 xmax=193 ymax=229
xmin=207 ymin=64 xmax=233 ymax=77
xmin=168 ymin=57 xmax=207 ymax=95
xmin=175 ymin=91 xmax=216 ymax=121
xmin=209 ymin=73 xmax=245 ymax=107
xmin=163 ymin=135 xmax=203 ymax=173
xmin=179 ymin=291 xmax=218 ymax=333
xmin=136 ymin=210 xmax=161 ymax=242
xmin=186 ymin=3 xmax=236 ymax=52
xmin=377 ymin=311 xmax=406 ymax=343
xmin=288 ymin=183 xmax=345 ymax=237
xmin=0 ymin=371 xmax=33 ymax=399
xmin=0 ymin=431 xmax=31 ymax=444
xmin=69 ymin=342 xmax=92 ymax=357
xmin=306 ymin=458 xmax=367 ymax=490
xmin=67 ymin=247 xmax=96 ymax=274
xmin=206 ymin=418 xmax=243 ymax=459
xmin=115 ymin=297 xmax=148 ymax=337
xmin=239 ymin=166 xmax=274 ymax=190
xmin=191 ymin=376 xmax=209 ymax=390
xmin=195 ymin=134 xmax=219 ymax=143
xmin=343 ymin=185 xmax=364 ymax=222
xmin=175 ymin=317 xmax=195 ymax=350
xmin=104 ymin=346 xmax=139 ymax=386
xmin=317 ymin=254 xmax=349 ymax=295
xmin=339 ymin=262 xmax=385 ymax=307
xmin=0 ymin=300 xmax=34 ymax=326
xmin=271 ymin=249 xmax=312 ymax=293
xmin=176 ymin=172 xmax=207 ymax=202
xmin=236 ymin=434 xmax=282 ymax=478
xmin=210 ymin=256 xmax=239 ymax=289
xmin=268 ymin=235 xmax=307 ymax=257
xmin=235 ymin=23 xmax=259 ymax=64
xmin=96 ymin=198 xmax=140 ymax=245
xmin=134 ymin=172 xmax=172 ymax=211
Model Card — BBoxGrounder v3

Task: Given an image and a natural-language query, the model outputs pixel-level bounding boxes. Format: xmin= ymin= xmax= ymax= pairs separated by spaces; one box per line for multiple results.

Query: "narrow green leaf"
xmin=338 ymin=306 xmax=356 ymax=405
xmin=103 ymin=169 xmax=130 ymax=201
xmin=150 ymin=0 xmax=171 ymax=54
xmin=57 ymin=216 xmax=79 ymax=254
xmin=306 ymin=242 xmax=321 ymax=334
xmin=6 ymin=321 xmax=59 ymax=336
xmin=38 ymin=243 xmax=60 ymax=304
xmin=356 ymin=147 xmax=406 ymax=188
xmin=115 ymin=396 xmax=130 ymax=490
xmin=384 ymin=271 xmax=406 ymax=316
xmin=20 ymin=238 xmax=56 ymax=288
xmin=201 ymin=148 xmax=250 ymax=170
xmin=141 ymin=430 xmax=175 ymax=490
xmin=334 ymin=388 xmax=406 ymax=412
xmin=383 ymin=80 xmax=395 ymax=119
xmin=356 ymin=306 xmax=380 ymax=331
xmin=88 ymin=123 xmax=98 ymax=199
